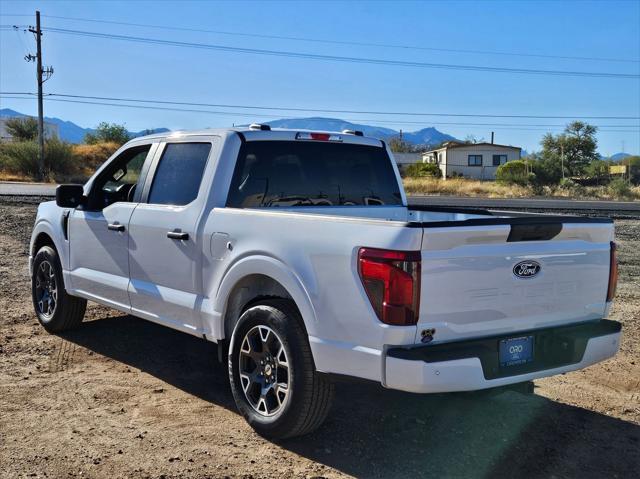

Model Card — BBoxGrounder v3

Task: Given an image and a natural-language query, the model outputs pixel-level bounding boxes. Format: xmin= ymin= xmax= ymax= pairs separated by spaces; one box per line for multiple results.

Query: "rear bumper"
xmin=384 ymin=319 xmax=621 ymax=393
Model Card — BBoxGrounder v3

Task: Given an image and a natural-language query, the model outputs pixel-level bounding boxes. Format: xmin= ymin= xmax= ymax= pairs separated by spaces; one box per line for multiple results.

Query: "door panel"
xmin=128 ymin=203 xmax=202 ymax=332
xmin=127 ymin=140 xmax=216 ymax=334
xmin=67 ymin=143 xmax=156 ymax=310
xmin=68 ymin=203 xmax=137 ymax=309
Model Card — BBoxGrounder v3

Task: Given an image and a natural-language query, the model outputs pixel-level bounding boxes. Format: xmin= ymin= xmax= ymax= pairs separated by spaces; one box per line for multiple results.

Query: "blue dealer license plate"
xmin=499 ymin=336 xmax=534 ymax=367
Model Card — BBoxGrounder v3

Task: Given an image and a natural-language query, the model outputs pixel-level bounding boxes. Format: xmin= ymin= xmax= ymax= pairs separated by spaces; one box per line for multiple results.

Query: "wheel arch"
xmin=33 ymin=231 xmax=56 ymax=255
xmin=30 ymin=218 xmax=68 ymax=272
xmin=213 ymin=255 xmax=318 ymax=341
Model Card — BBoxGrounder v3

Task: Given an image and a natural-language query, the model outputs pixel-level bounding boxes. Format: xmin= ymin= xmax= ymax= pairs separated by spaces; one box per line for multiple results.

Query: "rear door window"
xmin=148 ymin=143 xmax=212 ymax=206
xmin=227 ymin=141 xmax=402 ymax=207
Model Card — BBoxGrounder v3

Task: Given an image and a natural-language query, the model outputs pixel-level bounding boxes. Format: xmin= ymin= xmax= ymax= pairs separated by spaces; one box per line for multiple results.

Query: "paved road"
xmin=0 ymin=182 xmax=57 ymax=197
xmin=2 ymin=181 xmax=639 ymax=212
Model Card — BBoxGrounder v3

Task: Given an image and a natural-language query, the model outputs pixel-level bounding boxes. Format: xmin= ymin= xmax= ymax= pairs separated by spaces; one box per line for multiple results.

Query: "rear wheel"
xmin=228 ymin=299 xmax=334 ymax=439
xmin=31 ymin=245 xmax=86 ymax=333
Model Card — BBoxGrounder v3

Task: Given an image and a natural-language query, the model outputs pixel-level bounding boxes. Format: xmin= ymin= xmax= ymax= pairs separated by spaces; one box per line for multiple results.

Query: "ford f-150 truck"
xmin=30 ymin=125 xmax=621 ymax=438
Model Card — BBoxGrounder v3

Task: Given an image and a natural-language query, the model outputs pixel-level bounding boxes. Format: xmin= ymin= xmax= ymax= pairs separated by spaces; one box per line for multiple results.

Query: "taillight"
xmin=607 ymin=241 xmax=618 ymax=302
xmin=358 ymin=248 xmax=421 ymax=326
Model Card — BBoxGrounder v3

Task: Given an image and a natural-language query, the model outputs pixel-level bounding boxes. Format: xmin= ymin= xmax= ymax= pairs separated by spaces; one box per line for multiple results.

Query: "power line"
xmin=3 ymin=91 xmax=640 ymax=124
xmin=2 ymin=12 xmax=638 ymax=64
xmin=39 ymin=26 xmax=640 ymax=79
xmin=26 ymin=13 xmax=640 ymax=65
xmin=3 ymin=95 xmax=638 ymax=133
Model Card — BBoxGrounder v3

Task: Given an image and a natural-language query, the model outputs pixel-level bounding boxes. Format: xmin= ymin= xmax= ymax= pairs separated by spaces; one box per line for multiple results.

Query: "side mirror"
xmin=56 ymin=184 xmax=86 ymax=208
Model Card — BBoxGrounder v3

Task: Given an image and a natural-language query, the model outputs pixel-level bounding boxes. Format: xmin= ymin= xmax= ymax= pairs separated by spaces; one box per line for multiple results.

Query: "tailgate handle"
xmin=507 ymin=223 xmax=562 ymax=242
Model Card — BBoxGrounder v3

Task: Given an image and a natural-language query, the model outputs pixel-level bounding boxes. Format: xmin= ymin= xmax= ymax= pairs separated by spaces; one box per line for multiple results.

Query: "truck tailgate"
xmin=417 ymin=216 xmax=614 ymax=344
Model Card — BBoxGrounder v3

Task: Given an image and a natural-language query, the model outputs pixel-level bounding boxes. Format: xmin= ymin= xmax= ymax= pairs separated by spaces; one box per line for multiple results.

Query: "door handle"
xmin=107 ymin=223 xmax=125 ymax=232
xmin=167 ymin=231 xmax=189 ymax=240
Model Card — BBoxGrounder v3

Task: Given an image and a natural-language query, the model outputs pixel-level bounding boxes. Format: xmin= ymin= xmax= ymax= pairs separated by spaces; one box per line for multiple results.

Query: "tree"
xmin=388 ymin=136 xmax=414 ymax=153
xmin=84 ymin=122 xmax=130 ymax=145
xmin=463 ymin=134 xmax=484 ymax=144
xmin=541 ymin=121 xmax=598 ymax=177
xmin=4 ymin=117 xmax=38 ymax=141
xmin=526 ymin=152 xmax=563 ymax=185
xmin=584 ymin=159 xmax=610 ymax=179
xmin=625 ymin=155 xmax=640 ymax=184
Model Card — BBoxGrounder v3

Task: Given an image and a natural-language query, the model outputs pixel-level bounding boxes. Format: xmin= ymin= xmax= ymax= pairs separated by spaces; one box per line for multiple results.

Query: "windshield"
xmin=226 ymin=140 xmax=403 ymax=208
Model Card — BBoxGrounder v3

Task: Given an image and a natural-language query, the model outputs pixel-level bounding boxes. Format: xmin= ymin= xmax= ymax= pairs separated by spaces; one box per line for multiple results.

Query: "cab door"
xmin=68 ymin=143 xmax=157 ymax=310
xmin=127 ymin=139 xmax=218 ymax=334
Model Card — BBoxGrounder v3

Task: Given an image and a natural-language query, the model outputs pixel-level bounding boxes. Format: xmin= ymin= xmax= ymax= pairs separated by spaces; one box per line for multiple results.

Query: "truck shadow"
xmin=61 ymin=314 xmax=640 ymax=479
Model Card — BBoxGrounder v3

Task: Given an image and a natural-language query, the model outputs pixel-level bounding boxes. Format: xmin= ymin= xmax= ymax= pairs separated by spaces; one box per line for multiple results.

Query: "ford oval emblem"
xmin=513 ymin=260 xmax=541 ymax=278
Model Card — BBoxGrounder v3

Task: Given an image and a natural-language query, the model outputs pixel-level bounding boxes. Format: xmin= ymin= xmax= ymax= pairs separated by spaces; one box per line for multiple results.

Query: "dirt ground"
xmin=1 ymin=199 xmax=638 ymax=479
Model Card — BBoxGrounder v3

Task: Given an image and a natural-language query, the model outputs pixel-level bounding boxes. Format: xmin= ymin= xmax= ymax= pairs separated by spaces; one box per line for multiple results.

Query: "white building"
xmin=0 ymin=117 xmax=59 ymax=141
xmin=392 ymin=152 xmax=423 ymax=168
xmin=422 ymin=141 xmax=521 ymax=180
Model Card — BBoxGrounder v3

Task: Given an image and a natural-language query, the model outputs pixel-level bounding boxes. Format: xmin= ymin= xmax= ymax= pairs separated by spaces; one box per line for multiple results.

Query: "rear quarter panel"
xmin=202 ymin=208 xmax=423 ymax=380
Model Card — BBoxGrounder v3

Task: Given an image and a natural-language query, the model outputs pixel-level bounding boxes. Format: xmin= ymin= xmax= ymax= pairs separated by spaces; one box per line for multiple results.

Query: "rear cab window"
xmin=227 ymin=141 xmax=402 ymax=208
xmin=148 ymin=142 xmax=212 ymax=206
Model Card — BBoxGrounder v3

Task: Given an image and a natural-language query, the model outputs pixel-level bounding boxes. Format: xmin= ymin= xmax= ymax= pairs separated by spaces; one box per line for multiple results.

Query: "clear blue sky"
xmin=1 ymin=0 xmax=639 ymax=155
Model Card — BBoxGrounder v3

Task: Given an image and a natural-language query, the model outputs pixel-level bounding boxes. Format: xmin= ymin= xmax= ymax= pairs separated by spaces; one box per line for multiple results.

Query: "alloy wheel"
xmin=34 ymin=260 xmax=57 ymax=319
xmin=238 ymin=325 xmax=291 ymax=417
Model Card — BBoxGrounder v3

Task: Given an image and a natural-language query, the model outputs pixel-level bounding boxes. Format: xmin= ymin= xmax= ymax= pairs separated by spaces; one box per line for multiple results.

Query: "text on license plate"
xmin=499 ymin=336 xmax=534 ymax=367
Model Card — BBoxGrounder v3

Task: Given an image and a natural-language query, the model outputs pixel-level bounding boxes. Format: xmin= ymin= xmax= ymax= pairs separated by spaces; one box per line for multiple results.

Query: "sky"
xmin=1 ymin=0 xmax=639 ymax=155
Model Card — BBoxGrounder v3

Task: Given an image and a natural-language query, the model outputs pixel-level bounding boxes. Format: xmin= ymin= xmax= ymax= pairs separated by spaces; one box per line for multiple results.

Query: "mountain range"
xmin=1 ymin=108 xmax=635 ymax=159
xmin=260 ymin=117 xmax=457 ymax=146
xmin=0 ymin=108 xmax=169 ymax=143
xmin=0 ymin=109 xmax=454 ymax=147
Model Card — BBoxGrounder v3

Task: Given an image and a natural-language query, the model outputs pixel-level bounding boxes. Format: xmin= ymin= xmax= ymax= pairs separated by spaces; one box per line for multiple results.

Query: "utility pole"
xmin=28 ymin=11 xmax=45 ymax=180
xmin=27 ymin=11 xmax=53 ymax=181
xmin=560 ymin=142 xmax=565 ymax=181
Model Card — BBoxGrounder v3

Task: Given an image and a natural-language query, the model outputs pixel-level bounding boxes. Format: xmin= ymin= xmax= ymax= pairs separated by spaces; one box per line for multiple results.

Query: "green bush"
xmin=0 ymin=139 xmax=78 ymax=179
xmin=45 ymin=138 xmax=77 ymax=176
xmin=558 ymin=178 xmax=586 ymax=197
xmin=608 ymin=178 xmax=632 ymax=199
xmin=529 ymin=155 xmax=562 ymax=186
xmin=0 ymin=141 xmax=40 ymax=177
xmin=405 ymin=162 xmax=442 ymax=178
xmin=496 ymin=160 xmax=533 ymax=186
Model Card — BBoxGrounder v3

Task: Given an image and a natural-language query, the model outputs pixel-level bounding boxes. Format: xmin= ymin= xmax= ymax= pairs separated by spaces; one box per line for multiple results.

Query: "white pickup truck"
xmin=30 ymin=125 xmax=621 ymax=438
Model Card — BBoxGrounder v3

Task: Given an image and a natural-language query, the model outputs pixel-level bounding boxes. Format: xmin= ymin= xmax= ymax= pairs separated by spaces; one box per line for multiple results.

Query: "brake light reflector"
xmin=358 ymin=248 xmax=421 ymax=326
xmin=295 ymin=132 xmax=343 ymax=142
xmin=607 ymin=241 xmax=618 ymax=302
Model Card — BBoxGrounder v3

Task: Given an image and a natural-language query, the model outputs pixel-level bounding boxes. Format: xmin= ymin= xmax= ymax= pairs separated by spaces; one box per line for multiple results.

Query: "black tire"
xmin=31 ymin=245 xmax=87 ymax=333
xmin=228 ymin=299 xmax=334 ymax=439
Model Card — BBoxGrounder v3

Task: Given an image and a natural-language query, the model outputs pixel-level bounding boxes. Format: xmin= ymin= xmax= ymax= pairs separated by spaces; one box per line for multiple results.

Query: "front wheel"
xmin=31 ymin=245 xmax=87 ymax=333
xmin=228 ymin=299 xmax=334 ymax=439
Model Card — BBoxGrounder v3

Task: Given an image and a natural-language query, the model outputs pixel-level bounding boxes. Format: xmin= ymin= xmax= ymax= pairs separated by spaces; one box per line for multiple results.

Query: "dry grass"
xmin=72 ymin=142 xmax=120 ymax=176
xmin=0 ymin=172 xmax=35 ymax=182
xmin=403 ymin=177 xmax=640 ymax=201
xmin=0 ymin=141 xmax=119 ymax=183
xmin=403 ymin=177 xmax=531 ymax=198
